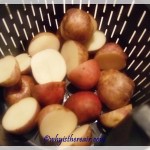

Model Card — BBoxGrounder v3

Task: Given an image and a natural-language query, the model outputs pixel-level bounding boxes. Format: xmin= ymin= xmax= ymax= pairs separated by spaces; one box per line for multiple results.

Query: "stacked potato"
xmin=0 ymin=8 xmax=135 ymax=146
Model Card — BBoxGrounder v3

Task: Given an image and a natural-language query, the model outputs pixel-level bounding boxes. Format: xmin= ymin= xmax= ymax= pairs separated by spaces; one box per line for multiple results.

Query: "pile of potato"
xmin=0 ymin=8 xmax=135 ymax=146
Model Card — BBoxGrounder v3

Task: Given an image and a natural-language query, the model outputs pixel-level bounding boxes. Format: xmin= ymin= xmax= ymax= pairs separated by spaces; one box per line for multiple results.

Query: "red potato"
xmin=2 ymin=97 xmax=40 ymax=134
xmin=32 ymin=82 xmax=65 ymax=106
xmin=64 ymin=92 xmax=102 ymax=124
xmin=60 ymin=8 xmax=94 ymax=43
xmin=61 ymin=40 xmax=88 ymax=74
xmin=0 ymin=56 xmax=20 ymax=87
xmin=38 ymin=104 xmax=78 ymax=139
xmin=4 ymin=75 xmax=35 ymax=106
xmin=97 ymin=69 xmax=135 ymax=110
xmin=68 ymin=59 xmax=100 ymax=90
xmin=16 ymin=53 xmax=31 ymax=74
xmin=28 ymin=32 xmax=60 ymax=56
xmin=99 ymin=104 xmax=132 ymax=128
xmin=94 ymin=43 xmax=127 ymax=70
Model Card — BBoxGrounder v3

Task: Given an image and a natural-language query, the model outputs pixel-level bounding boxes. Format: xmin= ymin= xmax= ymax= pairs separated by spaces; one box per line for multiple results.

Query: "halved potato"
xmin=2 ymin=97 xmax=40 ymax=134
xmin=31 ymin=49 xmax=66 ymax=84
xmin=86 ymin=31 xmax=106 ymax=52
xmin=61 ymin=40 xmax=88 ymax=74
xmin=60 ymin=124 xmax=92 ymax=146
xmin=99 ymin=104 xmax=132 ymax=128
xmin=94 ymin=43 xmax=127 ymax=70
xmin=16 ymin=53 xmax=31 ymax=74
xmin=4 ymin=75 xmax=35 ymax=106
xmin=28 ymin=32 xmax=60 ymax=56
xmin=0 ymin=55 xmax=20 ymax=87
xmin=38 ymin=104 xmax=78 ymax=139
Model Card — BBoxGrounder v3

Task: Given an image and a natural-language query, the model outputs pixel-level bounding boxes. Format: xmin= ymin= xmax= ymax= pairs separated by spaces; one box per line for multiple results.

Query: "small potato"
xmin=97 ymin=69 xmax=135 ymax=110
xmin=4 ymin=75 xmax=35 ymax=106
xmin=61 ymin=40 xmax=88 ymax=74
xmin=86 ymin=31 xmax=106 ymax=52
xmin=60 ymin=8 xmax=94 ymax=43
xmin=99 ymin=104 xmax=132 ymax=128
xmin=28 ymin=32 xmax=60 ymax=56
xmin=2 ymin=97 xmax=40 ymax=134
xmin=16 ymin=53 xmax=31 ymax=74
xmin=60 ymin=124 xmax=92 ymax=146
xmin=32 ymin=81 xmax=65 ymax=106
xmin=0 ymin=55 xmax=20 ymax=87
xmin=64 ymin=92 xmax=102 ymax=124
xmin=94 ymin=43 xmax=127 ymax=70
xmin=68 ymin=59 xmax=100 ymax=90
xmin=38 ymin=104 xmax=78 ymax=139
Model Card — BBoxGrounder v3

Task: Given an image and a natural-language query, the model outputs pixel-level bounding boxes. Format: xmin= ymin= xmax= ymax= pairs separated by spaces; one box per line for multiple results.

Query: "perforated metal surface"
xmin=0 ymin=3 xmax=150 ymax=146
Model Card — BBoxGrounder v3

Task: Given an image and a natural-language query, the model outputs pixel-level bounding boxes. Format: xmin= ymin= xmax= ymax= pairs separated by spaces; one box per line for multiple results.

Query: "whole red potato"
xmin=64 ymin=91 xmax=102 ymax=124
xmin=32 ymin=82 xmax=65 ymax=106
xmin=67 ymin=59 xmax=100 ymax=90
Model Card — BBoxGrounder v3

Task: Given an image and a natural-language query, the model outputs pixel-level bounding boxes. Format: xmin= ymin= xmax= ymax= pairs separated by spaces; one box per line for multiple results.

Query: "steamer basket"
xmin=0 ymin=3 xmax=150 ymax=146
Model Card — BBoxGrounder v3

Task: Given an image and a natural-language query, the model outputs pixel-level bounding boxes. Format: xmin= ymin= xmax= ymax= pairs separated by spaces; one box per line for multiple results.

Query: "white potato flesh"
xmin=16 ymin=53 xmax=31 ymax=74
xmin=2 ymin=97 xmax=40 ymax=134
xmin=31 ymin=49 xmax=66 ymax=84
xmin=60 ymin=124 xmax=92 ymax=146
xmin=61 ymin=40 xmax=88 ymax=74
xmin=86 ymin=31 xmax=106 ymax=52
xmin=28 ymin=32 xmax=60 ymax=56
xmin=0 ymin=55 xmax=20 ymax=87
xmin=39 ymin=108 xmax=78 ymax=138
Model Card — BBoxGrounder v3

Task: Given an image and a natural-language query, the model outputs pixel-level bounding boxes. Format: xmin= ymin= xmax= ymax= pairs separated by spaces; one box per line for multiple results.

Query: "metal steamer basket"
xmin=0 ymin=2 xmax=150 ymax=146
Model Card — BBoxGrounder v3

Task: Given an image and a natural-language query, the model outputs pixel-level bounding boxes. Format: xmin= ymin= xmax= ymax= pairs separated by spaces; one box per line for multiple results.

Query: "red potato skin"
xmin=4 ymin=75 xmax=35 ymax=106
xmin=32 ymin=82 xmax=66 ymax=106
xmin=64 ymin=92 xmax=102 ymax=124
xmin=67 ymin=59 xmax=100 ymax=90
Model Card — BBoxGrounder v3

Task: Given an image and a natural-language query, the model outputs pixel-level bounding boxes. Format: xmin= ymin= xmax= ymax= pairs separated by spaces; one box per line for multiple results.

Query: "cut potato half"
xmin=60 ymin=124 xmax=92 ymax=146
xmin=16 ymin=53 xmax=31 ymax=74
xmin=2 ymin=97 xmax=40 ymax=134
xmin=99 ymin=104 xmax=132 ymax=128
xmin=38 ymin=104 xmax=78 ymax=139
xmin=0 ymin=55 xmax=20 ymax=87
xmin=28 ymin=32 xmax=60 ymax=56
xmin=94 ymin=43 xmax=127 ymax=70
xmin=61 ymin=40 xmax=88 ymax=74
xmin=31 ymin=49 xmax=66 ymax=84
xmin=86 ymin=31 xmax=106 ymax=52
